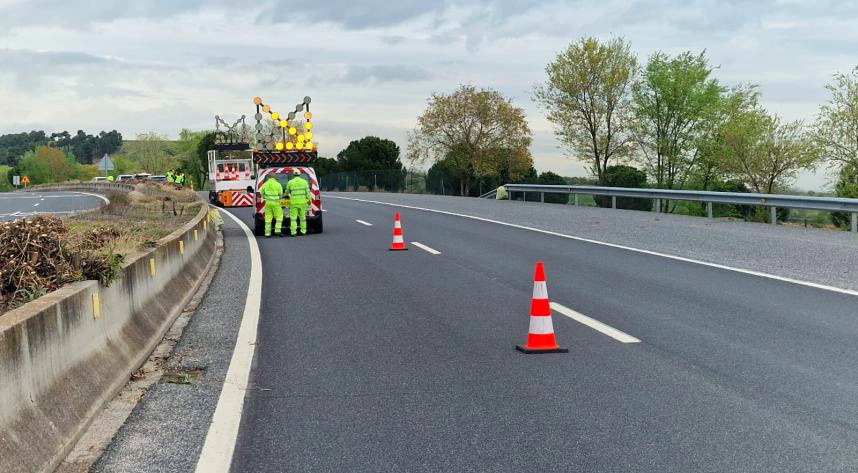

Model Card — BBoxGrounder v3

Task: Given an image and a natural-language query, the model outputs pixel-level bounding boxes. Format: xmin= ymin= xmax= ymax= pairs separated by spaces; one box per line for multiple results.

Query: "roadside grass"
xmin=65 ymin=183 xmax=202 ymax=257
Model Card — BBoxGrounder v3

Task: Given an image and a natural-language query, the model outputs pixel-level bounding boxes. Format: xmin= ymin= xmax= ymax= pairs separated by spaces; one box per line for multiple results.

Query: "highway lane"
xmin=226 ymin=198 xmax=858 ymax=472
xmin=0 ymin=191 xmax=105 ymax=220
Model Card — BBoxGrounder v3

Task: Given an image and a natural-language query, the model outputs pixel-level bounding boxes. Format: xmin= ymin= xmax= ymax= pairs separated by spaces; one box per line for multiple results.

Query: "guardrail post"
xmin=573 ymin=194 xmax=579 ymax=206
xmin=770 ymin=206 xmax=777 ymax=225
xmin=655 ymin=199 xmax=660 ymax=213
xmin=852 ymin=212 xmax=857 ymax=233
xmin=540 ymin=192 xmax=544 ymax=203
xmin=707 ymin=202 xmax=713 ymax=219
xmin=611 ymin=196 xmax=617 ymax=209
xmin=522 ymin=191 xmax=526 ymax=202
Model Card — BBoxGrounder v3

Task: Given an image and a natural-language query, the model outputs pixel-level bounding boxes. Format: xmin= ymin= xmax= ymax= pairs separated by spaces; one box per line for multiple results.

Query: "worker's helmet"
xmin=292 ymin=168 xmax=302 ymax=175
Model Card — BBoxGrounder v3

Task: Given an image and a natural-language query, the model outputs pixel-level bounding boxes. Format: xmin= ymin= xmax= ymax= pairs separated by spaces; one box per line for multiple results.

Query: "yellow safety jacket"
xmin=260 ymin=177 xmax=283 ymax=202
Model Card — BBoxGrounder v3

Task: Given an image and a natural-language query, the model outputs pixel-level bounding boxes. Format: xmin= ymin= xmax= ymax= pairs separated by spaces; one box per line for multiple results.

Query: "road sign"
xmin=12 ymin=175 xmax=20 ymax=186
xmin=99 ymin=154 xmax=115 ymax=172
xmin=21 ymin=176 xmax=30 ymax=187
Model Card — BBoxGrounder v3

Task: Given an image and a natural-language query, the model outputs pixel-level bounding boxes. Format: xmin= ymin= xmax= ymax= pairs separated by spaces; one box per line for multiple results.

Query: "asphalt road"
xmin=219 ymin=197 xmax=858 ymax=473
xmin=0 ymin=191 xmax=104 ymax=220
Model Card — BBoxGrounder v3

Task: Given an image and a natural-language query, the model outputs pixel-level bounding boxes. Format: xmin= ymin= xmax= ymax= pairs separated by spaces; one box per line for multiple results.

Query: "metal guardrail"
xmin=500 ymin=184 xmax=858 ymax=232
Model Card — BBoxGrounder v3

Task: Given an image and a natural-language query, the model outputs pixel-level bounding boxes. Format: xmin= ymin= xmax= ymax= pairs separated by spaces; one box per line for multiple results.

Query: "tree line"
xmin=0 ymin=130 xmax=122 ymax=166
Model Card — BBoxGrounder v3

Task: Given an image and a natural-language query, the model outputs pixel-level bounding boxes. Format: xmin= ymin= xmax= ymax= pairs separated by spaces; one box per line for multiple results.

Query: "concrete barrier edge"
xmin=0 ymin=202 xmax=218 ymax=473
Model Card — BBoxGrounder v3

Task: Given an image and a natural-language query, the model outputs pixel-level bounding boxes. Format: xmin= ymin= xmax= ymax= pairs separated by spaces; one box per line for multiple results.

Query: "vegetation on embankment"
xmin=0 ymin=183 xmax=202 ymax=313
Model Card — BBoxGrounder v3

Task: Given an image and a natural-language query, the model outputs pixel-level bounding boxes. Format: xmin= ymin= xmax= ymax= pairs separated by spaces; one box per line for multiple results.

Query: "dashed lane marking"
xmin=412 ymin=241 xmax=441 ymax=255
xmin=326 ymin=195 xmax=858 ymax=298
xmin=551 ymin=302 xmax=640 ymax=343
xmin=355 ymin=219 xmax=372 ymax=226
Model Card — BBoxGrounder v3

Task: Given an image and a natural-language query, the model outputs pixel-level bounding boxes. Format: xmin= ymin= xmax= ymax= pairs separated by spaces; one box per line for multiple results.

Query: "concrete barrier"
xmin=0 ymin=202 xmax=217 ymax=473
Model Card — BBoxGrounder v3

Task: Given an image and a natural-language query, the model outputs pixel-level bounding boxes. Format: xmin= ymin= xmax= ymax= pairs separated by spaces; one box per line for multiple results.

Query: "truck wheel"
xmin=254 ymin=216 xmax=265 ymax=236
xmin=311 ymin=215 xmax=323 ymax=234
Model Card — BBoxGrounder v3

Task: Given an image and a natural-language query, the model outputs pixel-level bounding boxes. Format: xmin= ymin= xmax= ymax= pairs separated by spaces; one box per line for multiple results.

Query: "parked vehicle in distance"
xmin=117 ymin=174 xmax=135 ymax=181
xmin=92 ymin=176 xmax=107 ymax=182
xmin=134 ymin=173 xmax=152 ymax=180
xmin=150 ymin=175 xmax=167 ymax=183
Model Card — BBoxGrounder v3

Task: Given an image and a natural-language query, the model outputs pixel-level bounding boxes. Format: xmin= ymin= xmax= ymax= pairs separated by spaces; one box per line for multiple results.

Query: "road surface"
xmin=96 ymin=195 xmax=858 ymax=473
xmin=0 ymin=191 xmax=105 ymax=221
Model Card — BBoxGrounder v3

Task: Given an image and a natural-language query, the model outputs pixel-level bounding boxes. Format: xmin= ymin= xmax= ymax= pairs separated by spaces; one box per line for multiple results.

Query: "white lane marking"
xmin=327 ymin=196 xmax=858 ymax=298
xmin=33 ymin=202 xmax=40 ymax=207
xmin=75 ymin=191 xmax=110 ymax=204
xmin=551 ymin=302 xmax=641 ymax=344
xmin=321 ymin=209 xmax=328 ymax=212
xmin=355 ymin=219 xmax=373 ymax=226
xmin=412 ymin=241 xmax=441 ymax=255
xmin=195 ymin=207 xmax=263 ymax=473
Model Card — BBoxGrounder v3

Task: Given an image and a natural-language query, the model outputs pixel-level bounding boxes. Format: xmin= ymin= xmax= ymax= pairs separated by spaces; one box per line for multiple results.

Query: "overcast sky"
xmin=1 ymin=0 xmax=856 ymax=190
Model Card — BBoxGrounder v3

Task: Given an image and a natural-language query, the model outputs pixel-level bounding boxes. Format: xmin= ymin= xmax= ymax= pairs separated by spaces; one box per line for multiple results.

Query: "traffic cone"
xmin=390 ymin=212 xmax=408 ymax=251
xmin=516 ymin=262 xmax=568 ymax=354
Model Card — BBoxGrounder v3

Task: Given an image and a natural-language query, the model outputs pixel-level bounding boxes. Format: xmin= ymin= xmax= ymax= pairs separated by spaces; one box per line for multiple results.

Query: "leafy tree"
xmin=537 ymin=170 xmax=569 ymax=203
xmin=601 ymin=165 xmax=651 ymax=211
xmin=813 ymin=66 xmax=858 ymax=168
xmin=122 ymin=132 xmax=175 ymax=174
xmin=0 ymin=131 xmax=48 ymax=166
xmin=315 ymin=157 xmax=340 ymax=176
xmin=0 ymin=165 xmax=11 ymax=191
xmin=717 ymin=107 xmax=820 ymax=195
xmin=832 ymin=162 xmax=858 ymax=228
xmin=632 ymin=51 xmax=724 ymax=190
xmin=408 ymin=84 xmax=533 ymax=196
xmin=534 ymin=36 xmax=637 ymax=185
xmin=337 ymin=136 xmax=403 ymax=172
xmin=196 ymin=132 xmax=216 ymax=188
xmin=18 ymin=146 xmax=79 ymax=184
xmin=175 ymin=129 xmax=210 ymax=188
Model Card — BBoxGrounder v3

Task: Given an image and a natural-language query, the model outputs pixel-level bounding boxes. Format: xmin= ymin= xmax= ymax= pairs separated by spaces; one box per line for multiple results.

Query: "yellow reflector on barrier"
xmin=92 ymin=293 xmax=100 ymax=320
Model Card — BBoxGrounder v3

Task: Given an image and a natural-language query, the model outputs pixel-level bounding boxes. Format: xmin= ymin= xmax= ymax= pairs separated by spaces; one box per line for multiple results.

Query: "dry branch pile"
xmin=0 ymin=216 xmax=123 ymax=313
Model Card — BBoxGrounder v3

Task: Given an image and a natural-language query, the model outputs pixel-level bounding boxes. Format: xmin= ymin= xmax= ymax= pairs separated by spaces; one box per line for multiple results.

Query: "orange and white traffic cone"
xmin=390 ymin=212 xmax=408 ymax=251
xmin=516 ymin=261 xmax=568 ymax=354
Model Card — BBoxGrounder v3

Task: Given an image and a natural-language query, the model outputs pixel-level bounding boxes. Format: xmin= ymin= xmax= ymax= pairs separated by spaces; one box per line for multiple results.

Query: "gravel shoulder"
xmin=329 ymin=192 xmax=858 ymax=291
xmin=90 ymin=209 xmax=251 ymax=473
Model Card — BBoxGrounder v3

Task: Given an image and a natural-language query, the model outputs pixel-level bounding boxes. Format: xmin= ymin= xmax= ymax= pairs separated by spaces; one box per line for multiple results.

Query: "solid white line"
xmin=412 ymin=241 xmax=441 ymax=255
xmin=74 ymin=191 xmax=110 ymax=204
xmin=195 ymin=207 xmax=263 ymax=473
xmin=551 ymin=302 xmax=641 ymax=344
xmin=355 ymin=219 xmax=373 ymax=226
xmin=326 ymin=195 xmax=858 ymax=298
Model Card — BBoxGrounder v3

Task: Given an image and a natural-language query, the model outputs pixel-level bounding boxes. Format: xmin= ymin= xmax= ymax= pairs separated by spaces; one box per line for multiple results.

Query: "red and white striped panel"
xmin=231 ymin=192 xmax=253 ymax=207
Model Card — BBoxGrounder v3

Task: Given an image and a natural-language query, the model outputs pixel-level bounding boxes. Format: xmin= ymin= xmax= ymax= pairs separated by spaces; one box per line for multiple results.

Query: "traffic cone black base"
xmin=515 ymin=345 xmax=569 ymax=354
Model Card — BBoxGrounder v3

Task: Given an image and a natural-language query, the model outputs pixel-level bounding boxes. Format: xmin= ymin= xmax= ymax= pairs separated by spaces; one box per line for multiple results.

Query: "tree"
xmin=813 ymin=66 xmax=858 ymax=168
xmin=602 ymin=165 xmax=652 ymax=211
xmin=196 ymin=132 xmax=216 ymax=188
xmin=719 ymin=110 xmax=820 ymax=195
xmin=124 ymin=132 xmax=174 ymax=174
xmin=18 ymin=146 xmax=78 ymax=184
xmin=408 ymin=84 xmax=533 ymax=196
xmin=832 ymin=162 xmax=858 ymax=228
xmin=632 ymin=51 xmax=724 ymax=190
xmin=337 ymin=136 xmax=403 ymax=172
xmin=175 ymin=129 xmax=208 ymax=188
xmin=315 ymin=157 xmax=340 ymax=176
xmin=537 ymin=171 xmax=568 ymax=203
xmin=534 ymin=37 xmax=637 ymax=186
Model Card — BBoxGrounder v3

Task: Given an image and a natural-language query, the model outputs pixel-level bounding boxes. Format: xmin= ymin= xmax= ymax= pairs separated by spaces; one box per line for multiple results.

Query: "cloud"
xmin=342 ymin=65 xmax=433 ymax=84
